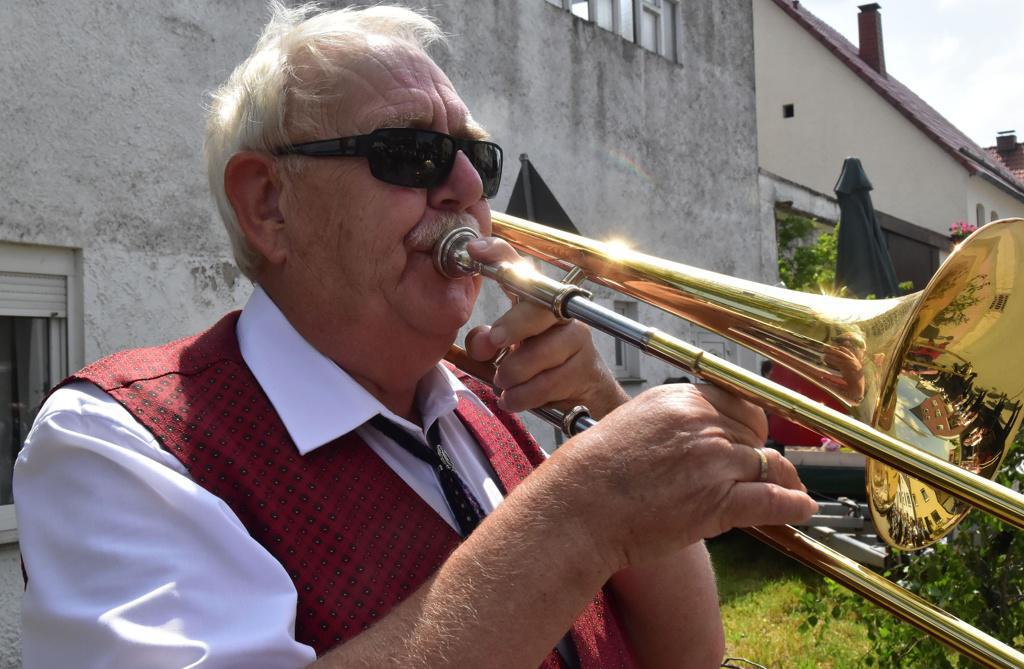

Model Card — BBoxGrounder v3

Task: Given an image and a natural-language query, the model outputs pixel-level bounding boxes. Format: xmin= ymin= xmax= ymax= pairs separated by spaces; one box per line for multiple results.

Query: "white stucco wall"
xmin=753 ymin=0 xmax=1024 ymax=234
xmin=0 ymin=2 xmax=764 ymax=664
xmin=966 ymin=178 xmax=1024 ymax=226
xmin=758 ymin=171 xmax=840 ymax=224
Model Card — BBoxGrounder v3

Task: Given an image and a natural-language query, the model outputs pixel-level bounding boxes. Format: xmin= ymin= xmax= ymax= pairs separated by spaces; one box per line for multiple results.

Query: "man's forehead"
xmin=316 ymin=37 xmax=487 ymax=140
xmin=369 ymin=110 xmax=489 ymax=140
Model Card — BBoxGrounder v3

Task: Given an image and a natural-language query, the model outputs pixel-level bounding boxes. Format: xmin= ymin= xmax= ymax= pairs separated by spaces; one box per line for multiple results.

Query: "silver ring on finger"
xmin=754 ymin=447 xmax=769 ymax=482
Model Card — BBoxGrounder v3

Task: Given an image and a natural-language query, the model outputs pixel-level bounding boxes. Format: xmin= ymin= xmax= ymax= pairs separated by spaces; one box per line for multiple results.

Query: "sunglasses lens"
xmin=368 ymin=130 xmax=454 ymax=189
xmin=367 ymin=129 xmax=502 ymax=198
xmin=465 ymin=142 xmax=502 ymax=198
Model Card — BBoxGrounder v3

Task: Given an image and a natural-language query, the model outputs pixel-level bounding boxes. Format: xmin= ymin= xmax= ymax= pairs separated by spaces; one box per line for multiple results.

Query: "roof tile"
xmin=987 ymin=143 xmax=1024 ymax=183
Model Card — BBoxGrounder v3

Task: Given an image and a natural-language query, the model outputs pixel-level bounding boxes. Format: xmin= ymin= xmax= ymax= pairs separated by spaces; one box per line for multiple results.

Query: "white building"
xmin=0 ymin=1 xmax=767 ymax=663
xmin=754 ymin=0 xmax=1024 ymax=291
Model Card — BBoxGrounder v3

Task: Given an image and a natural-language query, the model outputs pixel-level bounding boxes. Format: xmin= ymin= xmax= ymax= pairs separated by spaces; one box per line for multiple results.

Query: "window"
xmin=0 ymin=243 xmax=81 ymax=543
xmin=549 ymin=0 xmax=679 ymax=61
xmin=619 ymin=1 xmax=635 ymax=42
xmin=991 ymin=211 xmax=1000 ymax=222
xmin=976 ymin=203 xmax=986 ymax=227
xmin=570 ymin=0 xmax=637 ymax=43
xmin=783 ymin=104 xmax=795 ymax=118
xmin=570 ymin=0 xmax=589 ymax=19
xmin=638 ymin=0 xmax=679 ymax=61
xmin=594 ymin=0 xmax=615 ymax=31
xmin=612 ymin=300 xmax=641 ymax=380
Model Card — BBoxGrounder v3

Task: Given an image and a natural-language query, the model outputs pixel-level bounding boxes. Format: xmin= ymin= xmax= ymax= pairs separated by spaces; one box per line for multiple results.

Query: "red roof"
xmin=769 ymin=0 xmax=1024 ymax=200
xmin=987 ymin=142 xmax=1024 ymax=184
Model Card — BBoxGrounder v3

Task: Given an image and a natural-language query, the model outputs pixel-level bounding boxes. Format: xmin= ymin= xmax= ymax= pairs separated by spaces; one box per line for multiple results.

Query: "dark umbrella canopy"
xmin=833 ymin=157 xmax=900 ymax=299
xmin=505 ymin=154 xmax=581 ymax=235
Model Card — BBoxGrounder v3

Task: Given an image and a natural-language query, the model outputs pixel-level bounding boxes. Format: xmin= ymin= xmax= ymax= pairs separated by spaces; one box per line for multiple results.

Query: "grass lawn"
xmin=708 ymin=530 xmax=871 ymax=668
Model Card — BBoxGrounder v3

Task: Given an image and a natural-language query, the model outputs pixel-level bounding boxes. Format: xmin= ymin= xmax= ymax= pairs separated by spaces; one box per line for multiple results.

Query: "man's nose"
xmin=428 ymin=151 xmax=484 ymax=211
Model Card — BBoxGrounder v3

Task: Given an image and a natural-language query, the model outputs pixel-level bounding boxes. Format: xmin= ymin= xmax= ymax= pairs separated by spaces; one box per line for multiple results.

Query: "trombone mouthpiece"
xmin=432 ymin=226 xmax=481 ymax=279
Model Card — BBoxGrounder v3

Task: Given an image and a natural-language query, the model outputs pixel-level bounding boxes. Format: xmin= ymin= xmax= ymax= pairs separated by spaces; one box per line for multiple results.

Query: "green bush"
xmin=775 ymin=209 xmax=837 ymax=293
xmin=800 ymin=433 xmax=1024 ymax=668
xmin=775 ymin=208 xmax=914 ymax=297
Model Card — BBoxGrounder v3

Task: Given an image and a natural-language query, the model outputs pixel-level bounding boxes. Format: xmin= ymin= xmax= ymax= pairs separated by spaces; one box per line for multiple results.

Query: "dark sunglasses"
xmin=274 ymin=128 xmax=503 ymax=198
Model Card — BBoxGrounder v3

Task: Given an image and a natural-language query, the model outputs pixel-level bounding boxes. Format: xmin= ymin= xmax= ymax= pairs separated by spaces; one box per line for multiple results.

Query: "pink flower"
xmin=950 ymin=220 xmax=977 ymax=241
xmin=820 ymin=437 xmax=841 ymax=451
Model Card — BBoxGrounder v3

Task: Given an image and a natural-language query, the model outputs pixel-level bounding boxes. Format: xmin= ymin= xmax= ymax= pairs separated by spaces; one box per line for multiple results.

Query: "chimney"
xmin=997 ymin=130 xmax=1017 ymax=153
xmin=857 ymin=3 xmax=886 ymax=76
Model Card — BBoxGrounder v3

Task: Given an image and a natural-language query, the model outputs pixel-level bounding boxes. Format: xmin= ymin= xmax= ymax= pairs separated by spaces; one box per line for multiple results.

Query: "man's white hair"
xmin=204 ymin=2 xmax=447 ymax=279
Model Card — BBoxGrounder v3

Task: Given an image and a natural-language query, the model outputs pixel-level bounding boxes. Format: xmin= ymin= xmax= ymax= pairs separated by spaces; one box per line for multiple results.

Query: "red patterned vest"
xmin=63 ymin=313 xmax=637 ymax=668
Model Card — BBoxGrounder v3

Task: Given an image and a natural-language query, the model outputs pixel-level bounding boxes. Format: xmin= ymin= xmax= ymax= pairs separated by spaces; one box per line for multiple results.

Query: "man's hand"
xmin=462 ymin=237 xmax=628 ymax=418
xmin=552 ymin=382 xmax=818 ymax=571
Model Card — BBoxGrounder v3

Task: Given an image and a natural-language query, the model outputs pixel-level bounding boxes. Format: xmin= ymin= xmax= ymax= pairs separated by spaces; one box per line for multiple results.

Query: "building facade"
xmin=0 ymin=1 xmax=766 ymax=662
xmin=754 ymin=0 xmax=1024 ymax=293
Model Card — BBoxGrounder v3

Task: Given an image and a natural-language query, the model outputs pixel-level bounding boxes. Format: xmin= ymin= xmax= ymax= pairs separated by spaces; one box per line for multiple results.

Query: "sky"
xmin=794 ymin=0 xmax=1024 ymax=148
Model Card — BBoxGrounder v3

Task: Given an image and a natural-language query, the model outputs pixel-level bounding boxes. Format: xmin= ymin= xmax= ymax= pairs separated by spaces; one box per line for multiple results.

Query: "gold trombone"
xmin=438 ymin=213 xmax=1024 ymax=668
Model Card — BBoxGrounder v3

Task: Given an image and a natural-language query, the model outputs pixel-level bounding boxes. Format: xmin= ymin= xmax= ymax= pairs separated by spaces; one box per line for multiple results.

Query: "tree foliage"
xmin=775 ymin=208 xmax=913 ymax=296
xmin=775 ymin=209 xmax=837 ymax=293
xmin=799 ymin=437 xmax=1024 ymax=667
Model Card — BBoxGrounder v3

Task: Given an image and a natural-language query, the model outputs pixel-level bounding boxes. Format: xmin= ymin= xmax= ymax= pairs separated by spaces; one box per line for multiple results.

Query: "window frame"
xmin=611 ymin=300 xmax=643 ymax=382
xmin=634 ymin=0 xmax=681 ymax=61
xmin=0 ymin=242 xmax=83 ymax=543
xmin=549 ymin=0 xmax=682 ymax=63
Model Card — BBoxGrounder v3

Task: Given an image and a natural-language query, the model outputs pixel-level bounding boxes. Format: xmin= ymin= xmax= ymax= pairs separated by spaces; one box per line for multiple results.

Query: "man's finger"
xmin=738 ymin=445 xmax=805 ymax=492
xmin=486 ymin=301 xmax=560 ymax=349
xmin=498 ymin=368 xmax=566 ymax=413
xmin=492 ymin=322 xmax=580 ymax=390
xmin=465 ymin=325 xmax=502 ymax=362
xmin=765 ymin=448 xmax=806 ymax=492
xmin=693 ymin=384 xmax=768 ymax=444
xmin=718 ymin=483 xmax=818 ymax=532
xmin=497 ymin=351 xmax=594 ymax=412
xmin=466 ymin=236 xmax=521 ymax=264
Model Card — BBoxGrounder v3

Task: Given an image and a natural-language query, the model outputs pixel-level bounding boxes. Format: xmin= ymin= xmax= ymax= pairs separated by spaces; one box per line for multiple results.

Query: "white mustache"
xmin=406 ymin=212 xmax=480 ymax=252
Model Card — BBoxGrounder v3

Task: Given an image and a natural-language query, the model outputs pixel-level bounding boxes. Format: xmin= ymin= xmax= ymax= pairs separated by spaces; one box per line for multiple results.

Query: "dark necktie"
xmin=369 ymin=414 xmax=579 ymax=668
xmin=368 ymin=414 xmax=485 ymax=537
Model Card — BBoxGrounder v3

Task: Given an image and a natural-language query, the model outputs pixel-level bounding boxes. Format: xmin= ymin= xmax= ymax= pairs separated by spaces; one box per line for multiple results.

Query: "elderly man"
xmin=15 ymin=4 xmax=816 ymax=668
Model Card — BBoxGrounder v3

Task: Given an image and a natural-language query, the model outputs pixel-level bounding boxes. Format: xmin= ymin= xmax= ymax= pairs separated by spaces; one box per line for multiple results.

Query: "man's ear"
xmin=224 ymin=151 xmax=288 ymax=266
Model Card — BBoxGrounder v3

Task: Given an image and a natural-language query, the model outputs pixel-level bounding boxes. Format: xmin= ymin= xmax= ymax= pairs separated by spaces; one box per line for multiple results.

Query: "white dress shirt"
xmin=14 ymin=287 xmax=512 ymax=668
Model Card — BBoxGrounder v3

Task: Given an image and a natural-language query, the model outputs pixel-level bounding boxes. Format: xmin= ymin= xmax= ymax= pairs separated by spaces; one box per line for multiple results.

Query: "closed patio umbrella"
xmin=505 ymin=154 xmax=580 ymax=235
xmin=834 ymin=157 xmax=900 ymax=299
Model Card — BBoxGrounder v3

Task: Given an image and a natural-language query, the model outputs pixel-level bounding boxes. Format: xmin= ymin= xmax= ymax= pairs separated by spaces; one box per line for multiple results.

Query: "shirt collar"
xmin=236 ymin=286 xmax=486 ymax=454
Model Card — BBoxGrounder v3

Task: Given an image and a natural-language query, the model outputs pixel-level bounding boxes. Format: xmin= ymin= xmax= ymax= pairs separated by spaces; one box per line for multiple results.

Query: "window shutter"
xmin=0 ymin=271 xmax=67 ymax=317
